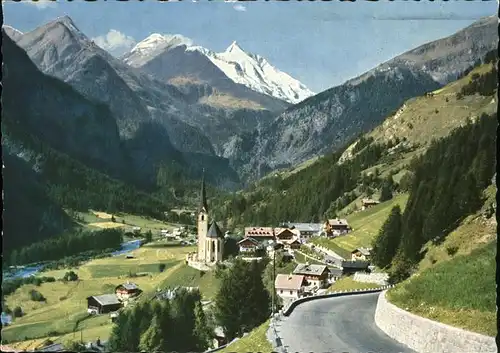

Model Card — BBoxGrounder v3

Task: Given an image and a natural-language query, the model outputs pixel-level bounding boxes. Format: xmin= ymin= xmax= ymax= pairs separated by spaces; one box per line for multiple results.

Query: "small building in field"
xmin=351 ymin=247 xmax=372 ymax=261
xmin=115 ymin=282 xmax=141 ymax=301
xmin=361 ymin=198 xmax=380 ymax=210
xmin=341 ymin=260 xmax=370 ymax=275
xmin=292 ymin=263 xmax=330 ymax=289
xmin=238 ymin=237 xmax=260 ymax=253
xmin=87 ymin=294 xmax=122 ymax=315
xmin=275 ymin=274 xmax=306 ymax=301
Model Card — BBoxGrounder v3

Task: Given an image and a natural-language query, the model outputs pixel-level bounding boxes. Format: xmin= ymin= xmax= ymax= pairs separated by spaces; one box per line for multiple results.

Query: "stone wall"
xmin=374 ymin=290 xmax=497 ymax=353
xmin=353 ymin=272 xmax=388 ymax=285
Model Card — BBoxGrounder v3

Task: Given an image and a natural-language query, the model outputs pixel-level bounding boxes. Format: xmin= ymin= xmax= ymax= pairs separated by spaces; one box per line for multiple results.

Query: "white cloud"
xmin=21 ymin=0 xmax=58 ymax=9
xmin=233 ymin=4 xmax=247 ymax=12
xmin=93 ymin=30 xmax=137 ymax=58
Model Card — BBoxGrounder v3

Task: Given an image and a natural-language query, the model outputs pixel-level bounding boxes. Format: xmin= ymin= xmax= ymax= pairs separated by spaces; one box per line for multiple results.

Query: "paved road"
xmin=274 ymin=292 xmax=415 ymax=353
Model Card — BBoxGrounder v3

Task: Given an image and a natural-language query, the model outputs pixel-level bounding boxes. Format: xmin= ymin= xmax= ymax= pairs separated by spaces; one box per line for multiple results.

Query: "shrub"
xmin=446 ymin=246 xmax=459 ymax=257
xmin=29 ymin=289 xmax=46 ymax=302
xmin=158 ymin=264 xmax=166 ymax=273
xmin=63 ymin=271 xmax=78 ymax=281
xmin=13 ymin=306 xmax=23 ymax=318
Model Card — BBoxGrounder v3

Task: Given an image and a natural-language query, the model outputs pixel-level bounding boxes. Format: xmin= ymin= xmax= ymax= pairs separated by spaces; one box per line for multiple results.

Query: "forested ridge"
xmin=371 ymin=112 xmax=496 ymax=281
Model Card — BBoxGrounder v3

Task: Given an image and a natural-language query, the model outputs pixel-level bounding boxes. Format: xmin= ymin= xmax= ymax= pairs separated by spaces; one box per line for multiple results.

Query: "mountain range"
xmin=220 ymin=16 xmax=497 ymax=181
xmin=2 ymin=15 xmax=497 ymax=189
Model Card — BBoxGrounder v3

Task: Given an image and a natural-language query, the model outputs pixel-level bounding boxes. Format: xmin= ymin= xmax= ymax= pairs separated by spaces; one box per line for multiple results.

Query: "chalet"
xmin=115 ymin=282 xmax=141 ymax=301
xmin=288 ymin=223 xmax=323 ymax=239
xmin=341 ymin=260 xmax=370 ymax=275
xmin=293 ymin=263 xmax=330 ymax=289
xmin=351 ymin=247 xmax=372 ymax=261
xmin=361 ymin=198 xmax=380 ymax=210
xmin=244 ymin=227 xmax=278 ymax=241
xmin=282 ymin=238 xmax=302 ymax=250
xmin=237 ymin=237 xmax=261 ymax=253
xmin=87 ymin=294 xmax=122 ymax=315
xmin=324 ymin=218 xmax=351 ymax=236
xmin=275 ymin=274 xmax=306 ymax=301
xmin=275 ymin=228 xmax=296 ymax=242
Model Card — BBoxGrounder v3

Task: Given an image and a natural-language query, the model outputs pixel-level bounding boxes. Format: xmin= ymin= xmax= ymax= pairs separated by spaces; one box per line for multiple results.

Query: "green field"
xmin=159 ymin=264 xmax=221 ymax=300
xmin=219 ymin=320 xmax=273 ymax=353
xmin=2 ymin=239 xmax=199 ymax=347
xmin=312 ymin=193 xmax=409 ymax=257
xmin=327 ymin=276 xmax=382 ymax=292
xmin=387 ymin=240 xmax=496 ymax=336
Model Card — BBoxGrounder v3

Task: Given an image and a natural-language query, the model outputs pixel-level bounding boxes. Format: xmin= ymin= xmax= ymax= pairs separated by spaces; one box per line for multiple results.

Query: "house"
xmin=292 ymin=263 xmax=330 ymax=289
xmin=341 ymin=260 xmax=370 ymax=275
xmin=237 ymin=237 xmax=261 ymax=253
xmin=282 ymin=238 xmax=302 ymax=250
xmin=274 ymin=274 xmax=306 ymax=301
xmin=361 ymin=198 xmax=380 ymax=210
xmin=351 ymin=247 xmax=372 ymax=261
xmin=288 ymin=223 xmax=323 ymax=239
xmin=244 ymin=227 xmax=280 ymax=241
xmin=115 ymin=282 xmax=142 ymax=301
xmin=324 ymin=218 xmax=351 ymax=236
xmin=275 ymin=228 xmax=296 ymax=242
xmin=87 ymin=294 xmax=122 ymax=315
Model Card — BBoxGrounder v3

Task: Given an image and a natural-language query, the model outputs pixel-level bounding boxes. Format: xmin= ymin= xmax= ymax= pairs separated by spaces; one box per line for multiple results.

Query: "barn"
xmin=87 ymin=294 xmax=122 ymax=315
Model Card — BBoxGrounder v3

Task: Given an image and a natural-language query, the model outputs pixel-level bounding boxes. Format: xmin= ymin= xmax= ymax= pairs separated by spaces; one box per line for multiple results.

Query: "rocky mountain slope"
xmin=7 ymin=17 xmax=241 ymax=187
xmin=224 ymin=16 xmax=497 ymax=182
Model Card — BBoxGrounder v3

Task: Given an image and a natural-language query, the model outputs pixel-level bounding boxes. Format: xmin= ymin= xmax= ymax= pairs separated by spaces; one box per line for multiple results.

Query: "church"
xmin=187 ymin=173 xmax=225 ymax=266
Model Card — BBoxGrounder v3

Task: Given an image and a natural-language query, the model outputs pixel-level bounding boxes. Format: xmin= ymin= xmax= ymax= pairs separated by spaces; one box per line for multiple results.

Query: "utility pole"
xmin=272 ymin=225 xmax=276 ymax=316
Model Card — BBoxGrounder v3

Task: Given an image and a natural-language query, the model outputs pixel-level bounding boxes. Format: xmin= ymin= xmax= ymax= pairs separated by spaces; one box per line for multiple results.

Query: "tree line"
xmin=7 ymin=228 xmax=123 ymax=266
xmin=371 ymin=113 xmax=496 ymax=281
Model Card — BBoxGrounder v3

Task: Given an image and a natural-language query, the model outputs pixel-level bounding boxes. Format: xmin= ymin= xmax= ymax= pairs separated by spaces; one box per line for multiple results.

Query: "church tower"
xmin=197 ymin=170 xmax=209 ymax=262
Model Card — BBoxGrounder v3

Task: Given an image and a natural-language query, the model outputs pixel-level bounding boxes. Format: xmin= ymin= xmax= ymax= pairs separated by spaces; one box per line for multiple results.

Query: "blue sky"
xmin=2 ymin=0 xmax=497 ymax=93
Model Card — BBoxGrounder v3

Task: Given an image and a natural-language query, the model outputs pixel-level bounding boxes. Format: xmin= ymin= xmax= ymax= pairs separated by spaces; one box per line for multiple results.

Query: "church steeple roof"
xmin=207 ymin=221 xmax=223 ymax=239
xmin=199 ymin=169 xmax=208 ymax=213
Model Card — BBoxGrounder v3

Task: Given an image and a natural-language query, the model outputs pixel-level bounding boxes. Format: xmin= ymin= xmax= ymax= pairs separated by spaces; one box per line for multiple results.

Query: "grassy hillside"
xmin=312 ymin=194 xmax=409 ymax=258
xmin=210 ymin=62 xmax=496 ymax=233
xmin=386 ymin=185 xmax=497 ymax=336
xmin=219 ymin=320 xmax=273 ymax=353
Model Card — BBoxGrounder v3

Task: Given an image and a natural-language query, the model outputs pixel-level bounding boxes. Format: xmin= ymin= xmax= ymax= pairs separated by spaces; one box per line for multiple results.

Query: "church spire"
xmin=199 ymin=169 xmax=208 ymax=213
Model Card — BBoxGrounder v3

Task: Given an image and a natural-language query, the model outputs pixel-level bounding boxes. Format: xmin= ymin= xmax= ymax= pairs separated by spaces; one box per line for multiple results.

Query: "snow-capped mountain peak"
xmin=195 ymin=42 xmax=315 ymax=104
xmin=123 ymin=33 xmax=193 ymax=67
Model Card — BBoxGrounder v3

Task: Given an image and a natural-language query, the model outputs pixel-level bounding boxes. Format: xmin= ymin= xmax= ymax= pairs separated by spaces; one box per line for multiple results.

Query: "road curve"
xmin=274 ymin=292 xmax=415 ymax=353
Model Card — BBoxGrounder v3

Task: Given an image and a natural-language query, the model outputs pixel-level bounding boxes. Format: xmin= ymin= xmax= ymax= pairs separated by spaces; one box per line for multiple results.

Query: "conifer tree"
xmin=193 ymin=301 xmax=212 ymax=351
xmin=138 ymin=316 xmax=163 ymax=353
xmin=371 ymin=205 xmax=403 ymax=268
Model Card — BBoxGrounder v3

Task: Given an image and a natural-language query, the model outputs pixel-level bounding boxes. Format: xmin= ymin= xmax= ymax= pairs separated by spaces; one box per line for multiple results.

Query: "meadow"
xmin=3 ymin=238 xmax=197 ymax=349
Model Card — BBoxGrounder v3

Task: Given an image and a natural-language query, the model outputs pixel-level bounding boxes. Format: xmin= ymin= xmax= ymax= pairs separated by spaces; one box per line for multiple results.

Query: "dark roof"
xmin=89 ymin=294 xmax=121 ymax=306
xmin=293 ymin=264 xmax=329 ymax=276
xmin=238 ymin=237 xmax=259 ymax=245
xmin=207 ymin=221 xmax=224 ymax=239
xmin=198 ymin=169 xmax=208 ymax=213
xmin=342 ymin=260 xmax=370 ymax=269
xmin=328 ymin=268 xmax=344 ymax=277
